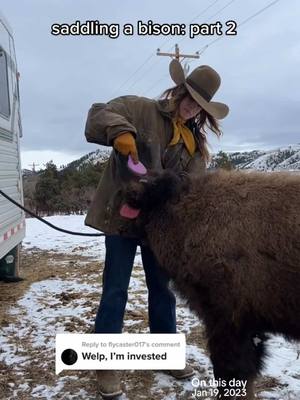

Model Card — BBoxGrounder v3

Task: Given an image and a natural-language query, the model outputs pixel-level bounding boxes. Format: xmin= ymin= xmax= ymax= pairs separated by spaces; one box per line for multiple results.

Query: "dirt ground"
xmin=0 ymin=247 xmax=284 ymax=400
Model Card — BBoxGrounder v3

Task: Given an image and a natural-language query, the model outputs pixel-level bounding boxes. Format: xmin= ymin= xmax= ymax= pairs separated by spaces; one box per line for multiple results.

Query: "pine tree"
xmin=214 ymin=151 xmax=234 ymax=170
xmin=34 ymin=161 xmax=60 ymax=215
xmin=28 ymin=159 xmax=106 ymax=215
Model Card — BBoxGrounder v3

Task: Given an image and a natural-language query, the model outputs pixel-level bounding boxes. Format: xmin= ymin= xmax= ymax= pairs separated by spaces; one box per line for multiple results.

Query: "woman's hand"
xmin=113 ymin=132 xmax=139 ymax=163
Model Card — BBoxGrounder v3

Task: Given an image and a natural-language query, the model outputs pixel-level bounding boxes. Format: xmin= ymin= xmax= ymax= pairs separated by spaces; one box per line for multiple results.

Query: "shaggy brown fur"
xmin=125 ymin=169 xmax=300 ymax=400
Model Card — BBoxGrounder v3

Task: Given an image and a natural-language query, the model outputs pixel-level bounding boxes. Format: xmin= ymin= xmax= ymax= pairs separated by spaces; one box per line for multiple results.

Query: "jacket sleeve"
xmin=84 ymin=97 xmax=138 ymax=146
xmin=185 ymin=151 xmax=206 ymax=176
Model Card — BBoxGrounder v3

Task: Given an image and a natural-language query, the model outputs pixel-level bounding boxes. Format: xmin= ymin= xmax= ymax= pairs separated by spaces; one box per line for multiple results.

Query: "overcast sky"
xmin=1 ymin=0 xmax=299 ymax=169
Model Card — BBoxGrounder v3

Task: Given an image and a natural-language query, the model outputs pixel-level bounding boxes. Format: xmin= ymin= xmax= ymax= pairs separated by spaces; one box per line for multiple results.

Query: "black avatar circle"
xmin=61 ymin=348 xmax=78 ymax=365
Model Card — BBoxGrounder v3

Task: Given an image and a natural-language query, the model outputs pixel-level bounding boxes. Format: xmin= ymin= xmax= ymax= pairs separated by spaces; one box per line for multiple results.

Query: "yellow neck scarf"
xmin=169 ymin=117 xmax=196 ymax=156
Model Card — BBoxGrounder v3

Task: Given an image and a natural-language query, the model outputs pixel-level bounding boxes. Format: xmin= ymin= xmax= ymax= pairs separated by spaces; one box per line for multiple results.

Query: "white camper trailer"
xmin=0 ymin=11 xmax=25 ymax=281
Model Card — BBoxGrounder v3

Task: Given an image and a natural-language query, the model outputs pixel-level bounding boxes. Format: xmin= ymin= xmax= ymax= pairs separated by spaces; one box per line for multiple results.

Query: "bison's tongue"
xmin=120 ymin=204 xmax=140 ymax=219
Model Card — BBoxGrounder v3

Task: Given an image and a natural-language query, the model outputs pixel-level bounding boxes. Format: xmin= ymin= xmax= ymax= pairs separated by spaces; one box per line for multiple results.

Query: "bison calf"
xmin=125 ymin=169 xmax=300 ymax=399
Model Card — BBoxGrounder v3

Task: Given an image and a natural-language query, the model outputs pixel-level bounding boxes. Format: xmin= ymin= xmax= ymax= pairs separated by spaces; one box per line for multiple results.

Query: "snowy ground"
xmin=0 ymin=215 xmax=299 ymax=399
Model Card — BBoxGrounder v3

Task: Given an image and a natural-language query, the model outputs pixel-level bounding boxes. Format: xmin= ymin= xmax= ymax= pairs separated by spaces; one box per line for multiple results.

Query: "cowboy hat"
xmin=169 ymin=59 xmax=229 ymax=119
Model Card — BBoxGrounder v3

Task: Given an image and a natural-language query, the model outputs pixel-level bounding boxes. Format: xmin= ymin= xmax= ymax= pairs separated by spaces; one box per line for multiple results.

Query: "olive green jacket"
xmin=84 ymin=95 xmax=205 ymax=237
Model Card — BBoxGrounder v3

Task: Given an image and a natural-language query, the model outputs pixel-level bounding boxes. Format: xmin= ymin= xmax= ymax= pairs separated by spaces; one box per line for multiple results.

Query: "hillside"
xmin=225 ymin=144 xmax=300 ymax=171
xmin=22 ymin=144 xmax=299 ymax=216
xmin=67 ymin=144 xmax=300 ymax=172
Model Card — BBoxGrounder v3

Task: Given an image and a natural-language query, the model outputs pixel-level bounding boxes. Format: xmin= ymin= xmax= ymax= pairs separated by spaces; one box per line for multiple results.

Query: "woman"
xmin=84 ymin=59 xmax=229 ymax=399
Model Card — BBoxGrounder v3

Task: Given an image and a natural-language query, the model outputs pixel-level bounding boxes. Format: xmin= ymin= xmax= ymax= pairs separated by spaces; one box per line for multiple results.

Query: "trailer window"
xmin=0 ymin=50 xmax=10 ymax=118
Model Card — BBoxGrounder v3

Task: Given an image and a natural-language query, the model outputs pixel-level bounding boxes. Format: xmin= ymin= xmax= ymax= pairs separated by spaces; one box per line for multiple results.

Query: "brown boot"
xmin=95 ymin=370 xmax=123 ymax=399
xmin=167 ymin=364 xmax=195 ymax=379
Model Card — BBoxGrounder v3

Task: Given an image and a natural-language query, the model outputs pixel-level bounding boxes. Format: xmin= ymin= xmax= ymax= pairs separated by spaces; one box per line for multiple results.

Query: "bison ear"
xmin=178 ymin=172 xmax=191 ymax=194
xmin=167 ymin=170 xmax=191 ymax=201
xmin=156 ymin=170 xmax=190 ymax=205
xmin=124 ymin=180 xmax=146 ymax=209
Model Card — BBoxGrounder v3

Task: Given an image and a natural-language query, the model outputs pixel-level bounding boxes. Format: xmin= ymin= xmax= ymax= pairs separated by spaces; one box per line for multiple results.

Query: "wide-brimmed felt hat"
xmin=169 ymin=59 xmax=229 ymax=119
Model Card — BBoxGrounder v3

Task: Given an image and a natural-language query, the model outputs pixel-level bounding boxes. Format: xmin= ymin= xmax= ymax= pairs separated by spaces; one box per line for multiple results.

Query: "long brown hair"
xmin=160 ymin=83 xmax=222 ymax=164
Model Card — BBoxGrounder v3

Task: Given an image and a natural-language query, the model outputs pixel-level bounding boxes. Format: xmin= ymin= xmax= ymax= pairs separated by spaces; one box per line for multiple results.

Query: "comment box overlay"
xmin=56 ymin=333 xmax=186 ymax=374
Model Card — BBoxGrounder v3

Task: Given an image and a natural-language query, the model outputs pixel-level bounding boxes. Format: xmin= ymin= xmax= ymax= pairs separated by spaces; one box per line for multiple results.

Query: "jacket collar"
xmin=156 ymin=99 xmax=174 ymax=119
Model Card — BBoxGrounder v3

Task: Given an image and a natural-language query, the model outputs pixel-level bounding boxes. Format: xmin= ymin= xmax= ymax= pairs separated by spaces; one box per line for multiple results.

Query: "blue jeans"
xmin=95 ymin=235 xmax=176 ymax=333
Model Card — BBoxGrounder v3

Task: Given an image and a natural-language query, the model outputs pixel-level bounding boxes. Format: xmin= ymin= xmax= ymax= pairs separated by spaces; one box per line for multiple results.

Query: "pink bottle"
xmin=120 ymin=155 xmax=147 ymax=219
